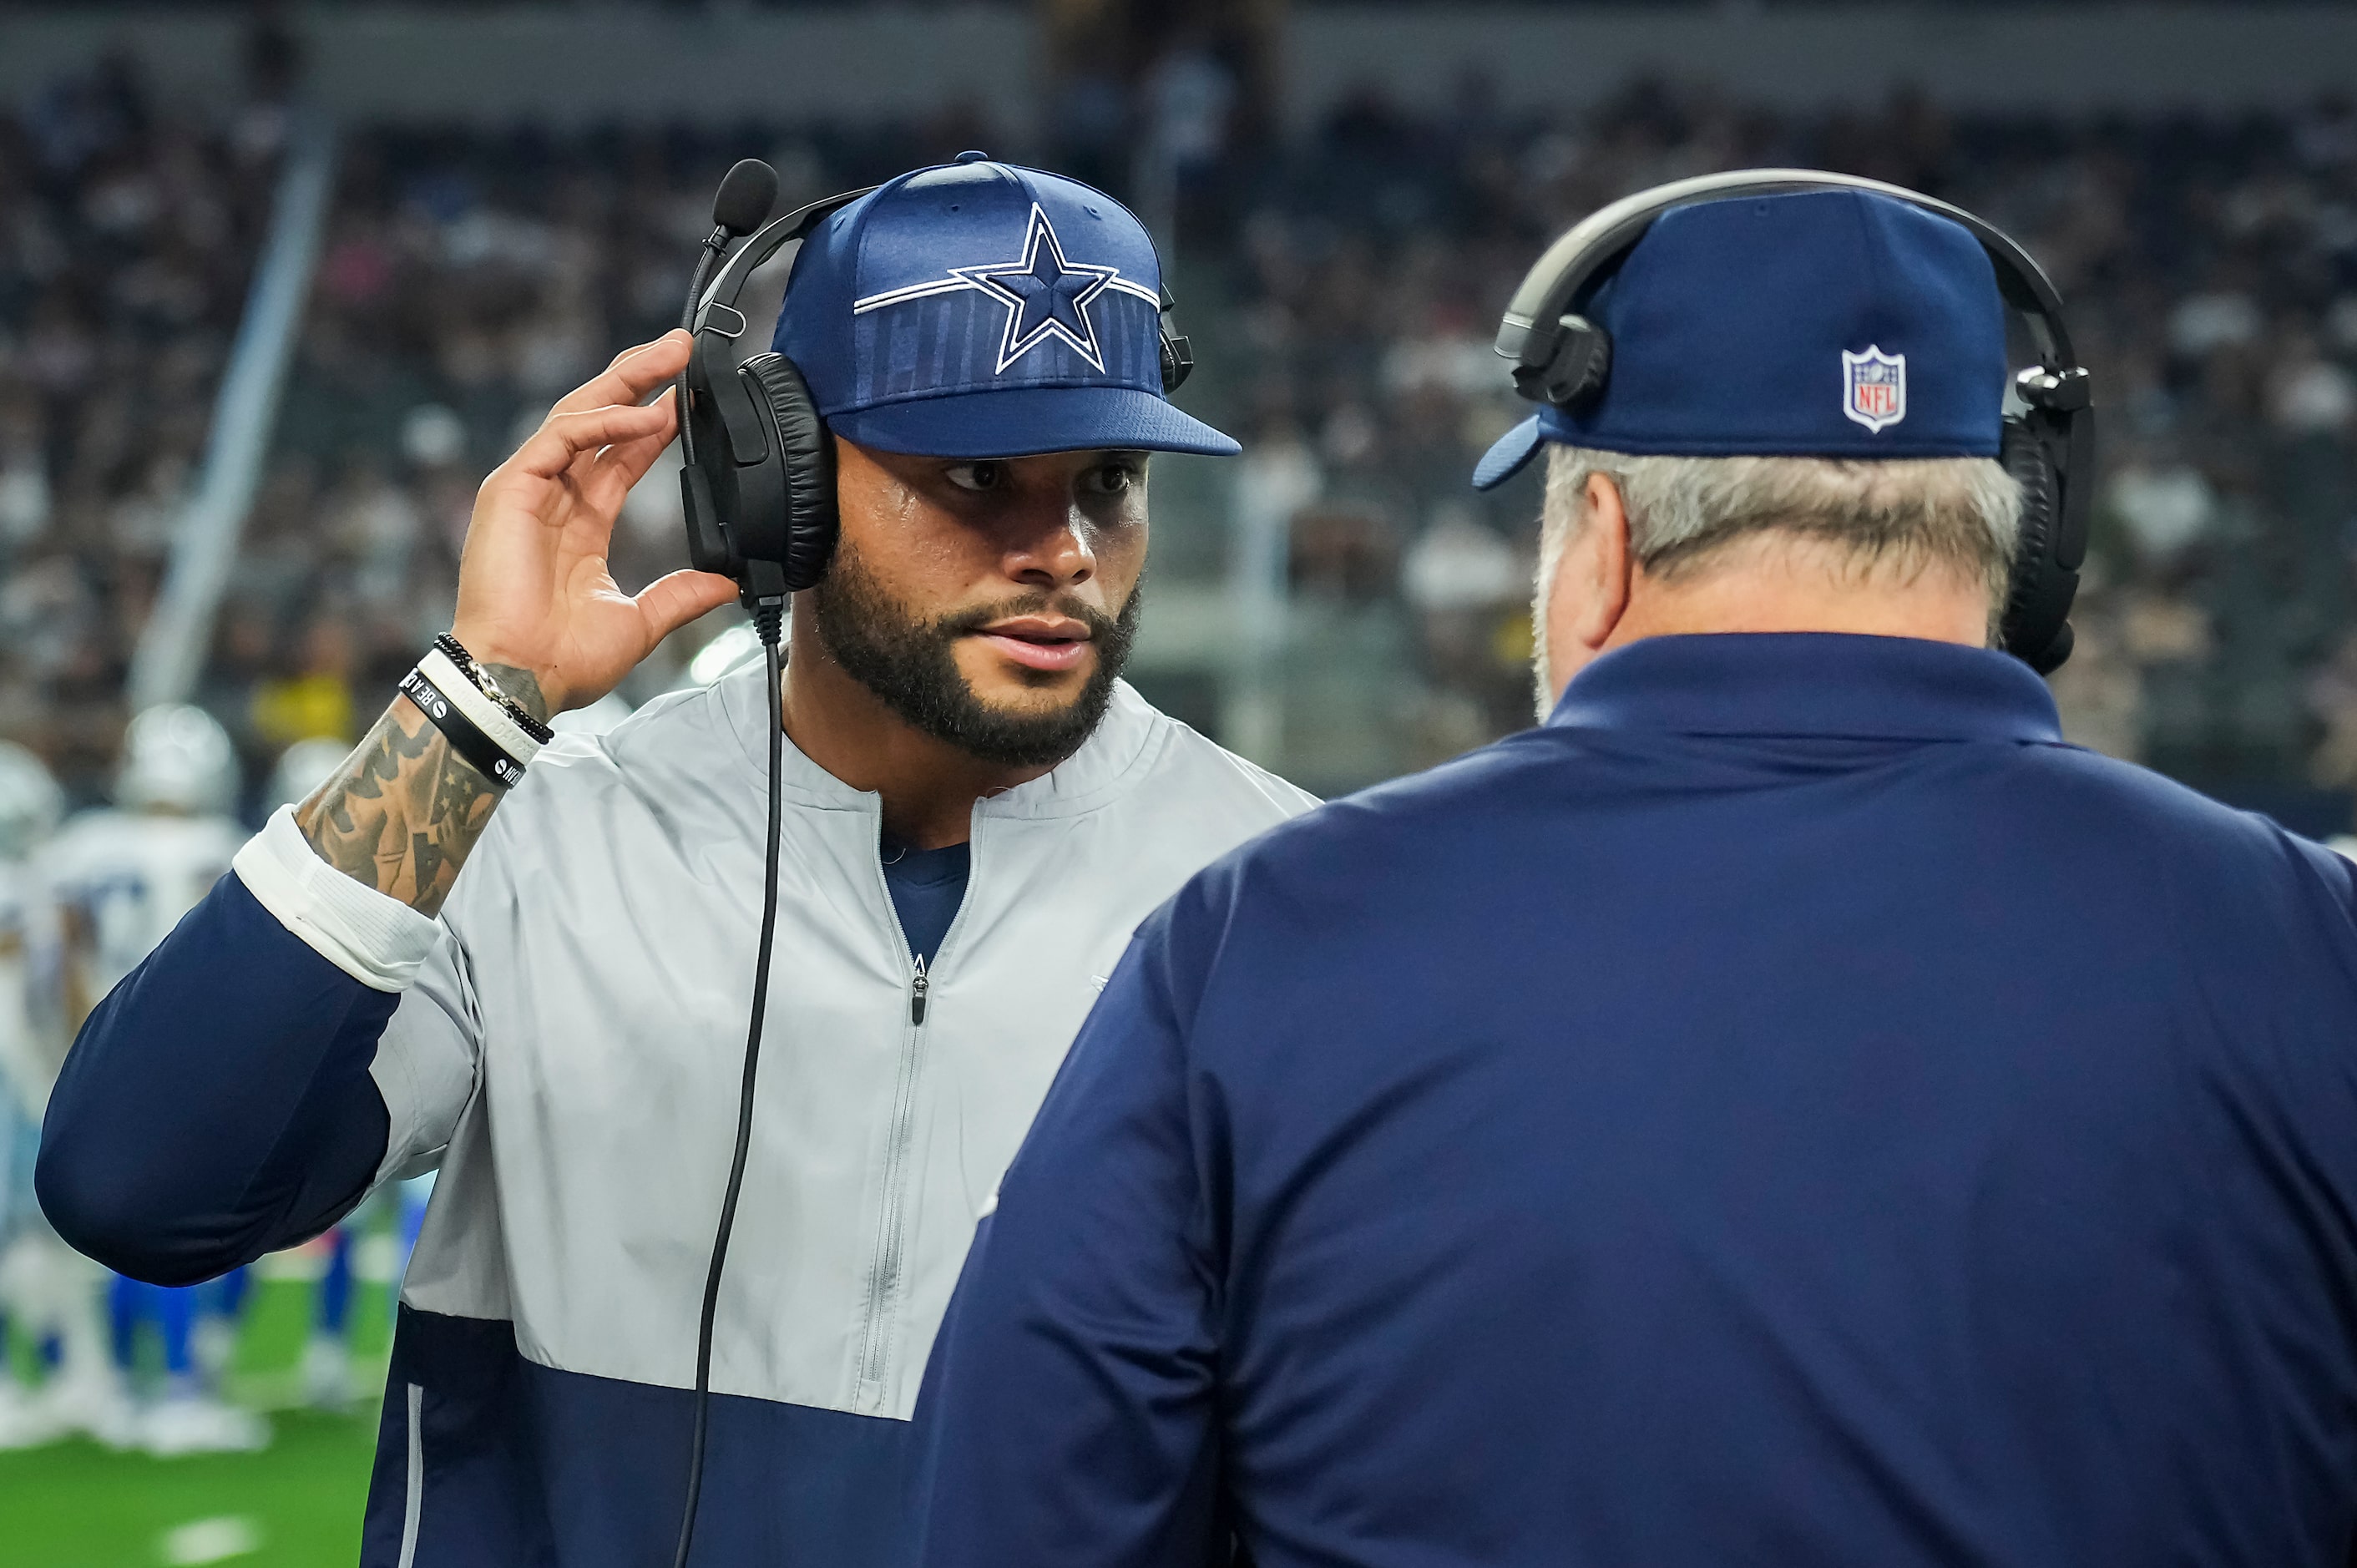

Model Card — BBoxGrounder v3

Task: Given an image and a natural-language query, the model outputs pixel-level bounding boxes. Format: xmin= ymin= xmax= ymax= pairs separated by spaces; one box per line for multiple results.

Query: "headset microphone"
xmin=676 ymin=168 xmax=876 ymax=635
xmin=711 ymin=159 xmax=780 ymax=241
xmin=678 ymin=159 xmax=778 ymax=356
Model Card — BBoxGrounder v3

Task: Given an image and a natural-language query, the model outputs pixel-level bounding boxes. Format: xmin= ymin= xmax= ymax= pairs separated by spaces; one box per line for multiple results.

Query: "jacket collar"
xmin=716 ymin=660 xmax=1168 ymax=820
xmin=1547 ymin=632 xmax=2063 ymax=744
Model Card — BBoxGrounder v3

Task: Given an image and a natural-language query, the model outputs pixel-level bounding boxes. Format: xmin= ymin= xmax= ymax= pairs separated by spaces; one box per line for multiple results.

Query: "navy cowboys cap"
xmin=1474 ymin=188 xmax=2006 ymax=489
xmin=772 ymin=152 xmax=1238 ymax=460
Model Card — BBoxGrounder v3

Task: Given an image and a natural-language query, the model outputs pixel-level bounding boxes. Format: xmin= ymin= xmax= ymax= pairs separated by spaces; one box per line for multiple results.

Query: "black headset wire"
xmin=671 ymin=598 xmax=788 ymax=1568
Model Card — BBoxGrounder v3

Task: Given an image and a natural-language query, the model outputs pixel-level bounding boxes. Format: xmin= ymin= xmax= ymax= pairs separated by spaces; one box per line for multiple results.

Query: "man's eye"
xmin=1086 ymin=463 xmax=1141 ymax=496
xmin=944 ymin=462 xmax=1003 ymax=493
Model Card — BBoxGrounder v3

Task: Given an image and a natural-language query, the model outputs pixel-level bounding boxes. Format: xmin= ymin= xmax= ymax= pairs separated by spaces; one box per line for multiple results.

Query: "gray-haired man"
xmin=913 ymin=179 xmax=2357 ymax=1568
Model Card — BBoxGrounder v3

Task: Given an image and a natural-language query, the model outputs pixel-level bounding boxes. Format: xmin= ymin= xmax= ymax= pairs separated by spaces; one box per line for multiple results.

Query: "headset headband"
xmin=680 ymin=186 xmax=873 ymax=476
xmin=1495 ymin=168 xmax=2077 ymax=377
xmin=1491 ymin=166 xmax=2094 ymax=676
xmin=692 ymin=186 xmax=878 ymax=340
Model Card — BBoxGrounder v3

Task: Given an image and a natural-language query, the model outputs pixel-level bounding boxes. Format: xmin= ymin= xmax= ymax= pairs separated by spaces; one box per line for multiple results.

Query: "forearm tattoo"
xmin=296 ymin=662 xmax=549 ymax=917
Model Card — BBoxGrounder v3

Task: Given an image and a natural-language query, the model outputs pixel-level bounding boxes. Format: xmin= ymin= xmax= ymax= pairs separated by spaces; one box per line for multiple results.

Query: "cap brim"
xmin=1472 ymin=414 xmax=1546 ymax=491
xmin=830 ymin=386 xmax=1240 ymax=460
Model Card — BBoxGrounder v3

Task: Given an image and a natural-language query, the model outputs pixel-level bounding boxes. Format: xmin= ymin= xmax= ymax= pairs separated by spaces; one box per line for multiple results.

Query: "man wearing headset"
xmin=914 ymin=180 xmax=2357 ymax=1566
xmin=37 ymin=155 xmax=1312 ymax=1566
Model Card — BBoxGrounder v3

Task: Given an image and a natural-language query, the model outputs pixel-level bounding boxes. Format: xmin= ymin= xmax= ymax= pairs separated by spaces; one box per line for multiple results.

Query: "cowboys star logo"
xmin=851 ymin=203 xmax=1161 ymax=374
xmin=951 ymin=206 xmax=1121 ymax=372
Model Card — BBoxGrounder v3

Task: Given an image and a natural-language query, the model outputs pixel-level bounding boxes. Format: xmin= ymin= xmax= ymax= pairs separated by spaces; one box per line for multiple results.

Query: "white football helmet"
xmin=114 ymin=706 xmax=239 ymax=817
xmin=266 ymin=736 xmax=352 ymax=814
xmin=0 ymin=741 xmax=62 ymax=861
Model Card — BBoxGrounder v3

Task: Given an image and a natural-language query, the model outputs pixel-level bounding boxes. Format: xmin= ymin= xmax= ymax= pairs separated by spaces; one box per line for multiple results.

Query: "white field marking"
xmin=158 ymin=1516 xmax=264 ymax=1565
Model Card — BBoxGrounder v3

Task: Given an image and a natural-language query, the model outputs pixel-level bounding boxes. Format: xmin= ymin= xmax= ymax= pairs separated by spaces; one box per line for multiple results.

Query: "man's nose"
xmin=1005 ymin=500 xmax=1097 ymax=591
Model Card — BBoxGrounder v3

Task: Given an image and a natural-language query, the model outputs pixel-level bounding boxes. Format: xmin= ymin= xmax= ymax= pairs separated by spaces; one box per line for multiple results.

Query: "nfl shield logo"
xmin=1841 ymin=346 xmax=1907 ymax=433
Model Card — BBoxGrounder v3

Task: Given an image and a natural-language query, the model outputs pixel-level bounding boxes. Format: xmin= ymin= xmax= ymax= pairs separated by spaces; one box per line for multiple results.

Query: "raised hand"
xmin=453 ymin=330 xmax=738 ymax=716
xmin=296 ymin=331 xmax=736 ymax=913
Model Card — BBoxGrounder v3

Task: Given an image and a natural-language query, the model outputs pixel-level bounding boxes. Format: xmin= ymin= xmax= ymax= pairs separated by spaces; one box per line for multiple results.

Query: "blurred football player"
xmin=43 ymin=706 xmax=265 ymax=1454
xmin=0 ymin=741 xmax=73 ymax=1449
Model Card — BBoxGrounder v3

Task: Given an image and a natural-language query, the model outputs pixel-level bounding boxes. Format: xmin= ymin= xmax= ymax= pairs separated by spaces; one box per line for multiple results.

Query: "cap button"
xmin=953 ymin=149 xmax=990 ymax=164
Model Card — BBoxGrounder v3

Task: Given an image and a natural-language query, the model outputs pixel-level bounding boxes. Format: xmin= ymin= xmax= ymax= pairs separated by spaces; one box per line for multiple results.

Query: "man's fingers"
xmin=581 ymin=389 xmax=680 ymax=513
xmin=635 ymin=569 xmax=741 ymax=645
xmin=512 ymin=402 xmax=674 ymax=482
xmin=549 ymin=330 xmax=693 ymax=417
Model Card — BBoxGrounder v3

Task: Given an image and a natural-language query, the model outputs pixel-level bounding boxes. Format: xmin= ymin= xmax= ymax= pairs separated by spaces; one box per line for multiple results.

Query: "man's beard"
xmin=810 ymin=539 xmax=1141 ymax=770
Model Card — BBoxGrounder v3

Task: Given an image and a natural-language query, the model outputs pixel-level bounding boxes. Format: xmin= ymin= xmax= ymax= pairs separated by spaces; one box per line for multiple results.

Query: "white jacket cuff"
xmin=231 ymin=805 xmax=445 ymax=992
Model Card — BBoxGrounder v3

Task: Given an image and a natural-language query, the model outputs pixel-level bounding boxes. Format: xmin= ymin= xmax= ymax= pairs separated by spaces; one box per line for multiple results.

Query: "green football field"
xmin=0 ymin=1275 xmax=392 ymax=1568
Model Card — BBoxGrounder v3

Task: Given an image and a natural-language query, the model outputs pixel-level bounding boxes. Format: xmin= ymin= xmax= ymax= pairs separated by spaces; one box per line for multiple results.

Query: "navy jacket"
xmin=915 ymin=633 xmax=2357 ymax=1568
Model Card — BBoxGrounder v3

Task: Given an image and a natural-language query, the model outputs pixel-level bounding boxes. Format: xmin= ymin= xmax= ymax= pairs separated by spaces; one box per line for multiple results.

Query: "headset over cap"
xmin=1479 ymin=170 xmax=2094 ymax=674
xmin=677 ymin=151 xmax=1231 ymax=614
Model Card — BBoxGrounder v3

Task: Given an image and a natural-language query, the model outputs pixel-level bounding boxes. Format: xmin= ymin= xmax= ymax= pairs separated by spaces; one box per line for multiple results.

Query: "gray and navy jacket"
xmin=36 ymin=664 xmax=1314 ymax=1566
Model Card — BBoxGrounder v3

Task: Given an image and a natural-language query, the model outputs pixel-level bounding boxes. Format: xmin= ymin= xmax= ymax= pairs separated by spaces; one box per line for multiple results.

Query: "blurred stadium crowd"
xmin=1221 ymin=81 xmax=2357 ymax=802
xmin=0 ymin=49 xmax=292 ymax=806
xmin=8 ymin=49 xmax=2357 ymax=820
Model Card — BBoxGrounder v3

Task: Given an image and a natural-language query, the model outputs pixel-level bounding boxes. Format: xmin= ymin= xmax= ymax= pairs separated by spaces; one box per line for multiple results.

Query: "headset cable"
xmin=671 ymin=591 xmax=788 ymax=1568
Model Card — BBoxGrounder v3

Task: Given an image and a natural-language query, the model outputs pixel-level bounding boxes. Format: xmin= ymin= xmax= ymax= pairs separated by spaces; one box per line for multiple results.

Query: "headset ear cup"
xmin=1159 ymin=330 xmax=1192 ymax=392
xmin=1998 ymin=415 xmax=2073 ymax=674
xmin=741 ymin=352 xmax=838 ymax=592
xmin=1544 ymin=316 xmax=1612 ymax=407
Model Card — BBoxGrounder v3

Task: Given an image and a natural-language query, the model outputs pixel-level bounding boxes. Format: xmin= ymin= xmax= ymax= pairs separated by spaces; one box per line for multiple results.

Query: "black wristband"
xmin=399 ymin=664 xmax=529 ymax=789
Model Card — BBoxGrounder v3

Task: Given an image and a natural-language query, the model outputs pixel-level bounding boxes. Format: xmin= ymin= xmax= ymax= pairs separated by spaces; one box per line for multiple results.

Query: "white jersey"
xmin=0 ymin=859 xmax=63 ymax=1120
xmin=44 ymin=810 xmax=245 ymax=1006
xmin=0 ymin=857 xmax=62 ymax=1236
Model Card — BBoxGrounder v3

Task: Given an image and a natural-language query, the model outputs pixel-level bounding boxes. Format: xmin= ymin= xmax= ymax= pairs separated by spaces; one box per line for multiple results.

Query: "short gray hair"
xmin=1530 ymin=444 xmax=2021 ymax=715
xmin=1542 ymin=444 xmax=2020 ymax=597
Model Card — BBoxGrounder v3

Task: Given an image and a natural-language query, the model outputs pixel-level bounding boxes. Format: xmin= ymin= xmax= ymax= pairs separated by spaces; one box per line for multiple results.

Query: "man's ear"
xmin=1541 ymin=473 xmax=1635 ymax=702
xmin=1572 ymin=473 xmax=1633 ymax=650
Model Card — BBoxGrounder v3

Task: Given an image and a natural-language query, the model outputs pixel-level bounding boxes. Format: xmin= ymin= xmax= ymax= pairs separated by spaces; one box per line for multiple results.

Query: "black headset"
xmin=1495 ymin=168 xmax=2094 ymax=675
xmin=677 ymin=158 xmax=1198 ymax=617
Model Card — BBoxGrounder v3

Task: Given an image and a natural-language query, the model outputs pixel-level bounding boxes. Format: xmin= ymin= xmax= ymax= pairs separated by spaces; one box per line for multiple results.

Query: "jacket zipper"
xmin=856 ymin=955 xmax=928 ymax=1406
xmin=857 ymin=819 xmax=980 ymax=1410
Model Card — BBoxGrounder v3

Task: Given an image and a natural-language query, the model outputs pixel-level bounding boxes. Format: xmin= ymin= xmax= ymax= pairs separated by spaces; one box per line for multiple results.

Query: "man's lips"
xmin=971 ymin=616 xmax=1095 ymax=674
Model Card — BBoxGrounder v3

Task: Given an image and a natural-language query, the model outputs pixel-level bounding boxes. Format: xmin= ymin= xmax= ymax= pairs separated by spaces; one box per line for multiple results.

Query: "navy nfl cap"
xmin=1474 ymin=188 xmax=2005 ymax=489
xmin=772 ymin=152 xmax=1237 ymax=460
